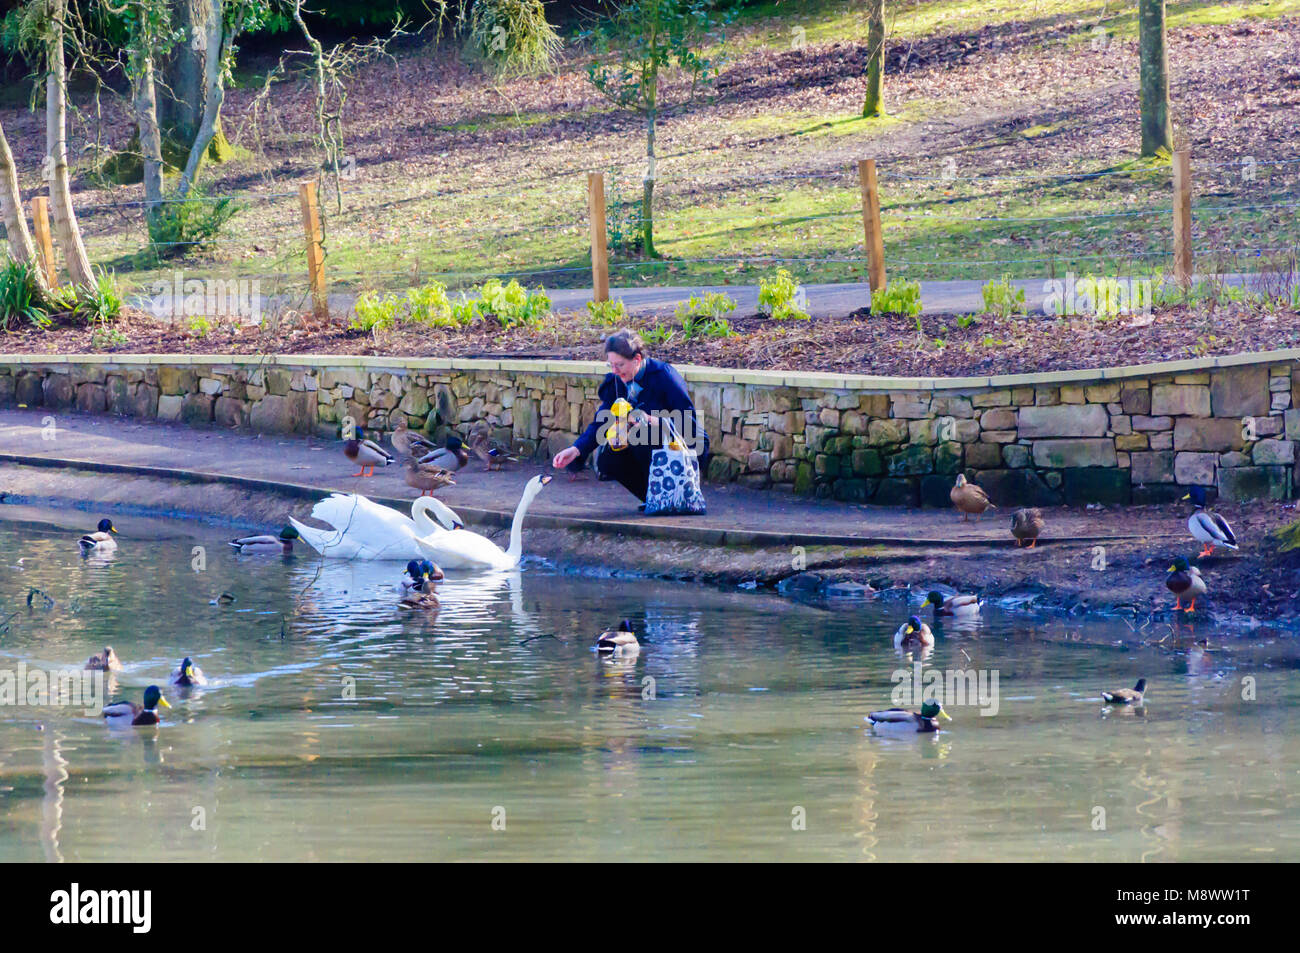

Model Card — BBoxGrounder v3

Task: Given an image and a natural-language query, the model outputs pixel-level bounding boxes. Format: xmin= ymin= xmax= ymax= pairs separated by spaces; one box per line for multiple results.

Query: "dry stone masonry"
xmin=2 ymin=355 xmax=1297 ymax=504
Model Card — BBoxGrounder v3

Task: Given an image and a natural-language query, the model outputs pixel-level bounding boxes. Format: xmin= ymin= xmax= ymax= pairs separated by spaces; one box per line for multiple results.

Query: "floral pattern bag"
xmin=643 ymin=418 xmax=707 ymax=516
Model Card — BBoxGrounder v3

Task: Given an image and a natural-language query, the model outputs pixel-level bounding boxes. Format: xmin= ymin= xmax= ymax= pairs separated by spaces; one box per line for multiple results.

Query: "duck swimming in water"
xmin=78 ymin=518 xmax=118 ymax=554
xmin=894 ymin=615 xmax=935 ymax=649
xmin=868 ymin=700 xmax=951 ymax=733
xmin=921 ymin=590 xmax=983 ymax=617
xmin=229 ymin=525 xmax=300 ymax=555
xmin=170 ymin=657 xmax=208 ymax=688
xmin=103 ymin=685 xmax=170 ymax=726
xmin=85 ymin=646 xmax=123 ymax=672
xmin=596 ymin=619 xmax=640 ymax=657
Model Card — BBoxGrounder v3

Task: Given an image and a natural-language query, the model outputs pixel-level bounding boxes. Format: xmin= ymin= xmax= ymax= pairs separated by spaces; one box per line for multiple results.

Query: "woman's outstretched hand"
xmin=552 ymin=446 xmax=580 ymax=470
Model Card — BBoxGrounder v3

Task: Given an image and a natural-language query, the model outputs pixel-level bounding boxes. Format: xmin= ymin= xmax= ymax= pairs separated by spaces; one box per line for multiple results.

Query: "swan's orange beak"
xmin=540 ymin=475 xmax=553 ymax=486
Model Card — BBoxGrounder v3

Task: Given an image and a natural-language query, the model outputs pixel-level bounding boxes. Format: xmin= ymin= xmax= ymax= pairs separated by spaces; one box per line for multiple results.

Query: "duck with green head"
xmin=596 ymin=619 xmax=640 ymax=657
xmin=229 ymin=525 xmax=300 ymax=555
xmin=103 ymin=685 xmax=170 ymax=726
xmin=1166 ymin=556 xmax=1207 ymax=612
xmin=921 ymin=590 xmax=983 ymax=618
xmin=868 ymin=700 xmax=952 ymax=733
xmin=78 ymin=518 xmax=118 ymax=554
xmin=894 ymin=614 xmax=935 ymax=649
xmin=171 ymin=657 xmax=208 ymax=688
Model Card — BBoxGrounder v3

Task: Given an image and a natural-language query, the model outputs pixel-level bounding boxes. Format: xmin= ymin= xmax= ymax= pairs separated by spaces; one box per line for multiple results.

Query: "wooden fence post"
xmin=298 ymin=180 xmax=328 ymax=318
xmin=1172 ymin=148 xmax=1193 ymax=287
xmin=587 ymin=171 xmax=610 ymax=303
xmin=30 ymin=196 xmax=58 ymax=289
xmin=858 ymin=159 xmax=886 ymax=294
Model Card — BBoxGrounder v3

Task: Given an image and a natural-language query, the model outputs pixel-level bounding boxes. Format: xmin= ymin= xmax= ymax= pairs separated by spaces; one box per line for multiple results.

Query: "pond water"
xmin=1 ymin=506 xmax=1297 ymax=862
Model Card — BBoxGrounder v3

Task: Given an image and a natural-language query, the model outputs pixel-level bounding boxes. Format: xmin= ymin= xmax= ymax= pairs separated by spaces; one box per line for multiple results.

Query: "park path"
xmin=127 ymin=272 xmax=1267 ymax=324
xmin=0 ymin=408 xmax=1183 ymax=549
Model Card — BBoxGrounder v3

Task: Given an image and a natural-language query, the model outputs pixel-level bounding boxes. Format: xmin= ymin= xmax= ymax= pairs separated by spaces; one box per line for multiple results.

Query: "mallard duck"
xmin=403 ymin=457 xmax=457 ymax=496
xmin=418 ymin=435 xmax=470 ymax=471
xmin=596 ymin=619 xmax=640 ymax=656
xmin=1183 ymin=486 xmax=1237 ymax=558
xmin=867 ymin=700 xmax=951 ymax=733
xmin=85 ymin=646 xmax=123 ymax=672
xmin=468 ymin=428 xmax=518 ymax=471
xmin=170 ymin=657 xmax=208 ymax=688
xmin=103 ymin=685 xmax=170 ymax=726
xmin=344 ymin=426 xmax=394 ymax=477
xmin=1011 ymin=507 xmax=1044 ymax=548
xmin=390 ymin=415 xmax=438 ymax=458
xmin=398 ymin=559 xmax=441 ymax=609
xmin=1166 ymin=556 xmax=1207 ymax=612
xmin=78 ymin=518 xmax=118 ymax=553
xmin=894 ymin=614 xmax=935 ymax=649
xmin=1101 ymin=678 xmax=1146 ymax=705
xmin=229 ymin=525 xmax=300 ymax=555
xmin=951 ymin=473 xmax=995 ymax=521
xmin=922 ymin=590 xmax=983 ymax=617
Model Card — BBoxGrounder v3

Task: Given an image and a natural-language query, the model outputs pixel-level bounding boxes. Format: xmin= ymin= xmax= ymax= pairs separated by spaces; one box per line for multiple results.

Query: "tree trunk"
xmin=862 ymin=0 xmax=885 ymax=117
xmin=134 ymin=53 xmax=165 ymax=223
xmin=642 ymin=59 xmax=657 ymax=259
xmin=0 ymin=118 xmax=46 ymax=290
xmin=1138 ymin=0 xmax=1173 ymax=157
xmin=160 ymin=0 xmax=207 ymax=146
xmin=45 ymin=0 xmax=94 ymax=288
xmin=179 ymin=3 xmax=237 ymax=197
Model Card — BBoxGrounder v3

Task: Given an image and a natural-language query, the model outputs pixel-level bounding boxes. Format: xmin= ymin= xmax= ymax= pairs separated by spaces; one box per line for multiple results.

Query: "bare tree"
xmin=0 ymin=118 xmax=48 ymax=290
xmin=1138 ymin=0 xmax=1173 ymax=156
xmin=862 ymin=0 xmax=884 ymax=117
xmin=45 ymin=0 xmax=94 ymax=287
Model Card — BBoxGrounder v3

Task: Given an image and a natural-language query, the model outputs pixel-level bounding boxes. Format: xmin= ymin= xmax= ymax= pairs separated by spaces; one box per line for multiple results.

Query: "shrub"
xmin=146 ymin=189 xmax=240 ymax=259
xmin=0 ymin=257 xmax=49 ymax=330
xmin=758 ymin=268 xmax=809 ymax=321
xmin=405 ymin=280 xmax=453 ymax=326
xmin=476 ymin=278 xmax=550 ymax=328
xmin=350 ymin=291 xmax=402 ymax=334
xmin=675 ymin=290 xmax=736 ymax=323
xmin=587 ymin=298 xmax=627 ymax=326
xmin=91 ymin=324 xmax=129 ymax=349
xmin=980 ymin=274 xmax=1027 ymax=318
xmin=870 ymin=278 xmax=923 ymax=317
xmin=76 ymin=270 xmax=123 ymax=325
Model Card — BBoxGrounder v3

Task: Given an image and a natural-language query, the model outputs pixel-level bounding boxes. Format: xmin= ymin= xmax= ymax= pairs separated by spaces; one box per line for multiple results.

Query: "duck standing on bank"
xmin=419 ymin=435 xmax=470 ymax=471
xmin=951 ymin=474 xmax=995 ymax=521
xmin=390 ymin=416 xmax=438 ymax=458
xmin=1011 ymin=507 xmax=1044 ymax=548
xmin=1166 ymin=557 xmax=1207 ymax=612
xmin=1183 ymin=486 xmax=1238 ymax=558
xmin=344 ymin=426 xmax=394 ymax=477
xmin=403 ymin=457 xmax=457 ymax=496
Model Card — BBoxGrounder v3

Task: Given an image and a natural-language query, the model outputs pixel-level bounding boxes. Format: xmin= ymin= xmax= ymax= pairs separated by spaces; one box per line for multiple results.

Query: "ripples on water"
xmin=0 ymin=507 xmax=1297 ymax=861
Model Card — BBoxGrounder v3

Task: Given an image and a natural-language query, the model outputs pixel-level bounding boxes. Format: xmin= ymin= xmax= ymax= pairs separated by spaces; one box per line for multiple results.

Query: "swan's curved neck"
xmin=411 ymin=497 xmax=441 ymax=535
xmin=506 ymin=484 xmax=540 ymax=565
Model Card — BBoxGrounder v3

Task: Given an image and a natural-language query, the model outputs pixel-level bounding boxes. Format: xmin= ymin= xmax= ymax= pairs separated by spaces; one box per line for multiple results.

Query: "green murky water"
xmin=1 ymin=506 xmax=1297 ymax=862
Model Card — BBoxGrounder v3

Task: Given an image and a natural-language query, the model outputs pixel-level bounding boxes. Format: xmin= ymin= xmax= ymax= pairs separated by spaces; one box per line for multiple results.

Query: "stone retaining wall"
xmin=2 ymin=353 xmax=1298 ymax=504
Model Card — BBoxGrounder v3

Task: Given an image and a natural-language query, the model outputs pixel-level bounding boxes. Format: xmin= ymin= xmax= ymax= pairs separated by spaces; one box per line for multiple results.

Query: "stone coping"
xmin=4 ymin=348 xmax=1300 ymax=391
xmin=0 ymin=453 xmax=1175 ymax=549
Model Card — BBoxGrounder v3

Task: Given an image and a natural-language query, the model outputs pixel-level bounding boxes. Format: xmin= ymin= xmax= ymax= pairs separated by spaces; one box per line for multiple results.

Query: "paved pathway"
xmin=0 ymin=408 xmax=1183 ymax=548
xmin=127 ymin=273 xmax=1269 ymax=323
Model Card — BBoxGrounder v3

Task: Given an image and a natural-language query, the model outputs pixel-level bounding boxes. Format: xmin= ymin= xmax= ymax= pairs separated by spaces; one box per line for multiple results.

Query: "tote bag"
xmin=643 ymin=418 xmax=707 ymax=516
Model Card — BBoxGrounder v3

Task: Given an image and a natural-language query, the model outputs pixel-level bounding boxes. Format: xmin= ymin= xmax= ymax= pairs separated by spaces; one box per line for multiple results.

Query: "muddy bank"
xmin=2 ymin=462 xmax=1298 ymax=630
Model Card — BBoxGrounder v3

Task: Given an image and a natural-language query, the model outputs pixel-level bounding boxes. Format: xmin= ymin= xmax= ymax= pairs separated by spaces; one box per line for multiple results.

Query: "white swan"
xmin=290 ymin=493 xmax=457 ymax=560
xmin=414 ymin=475 xmax=551 ymax=570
